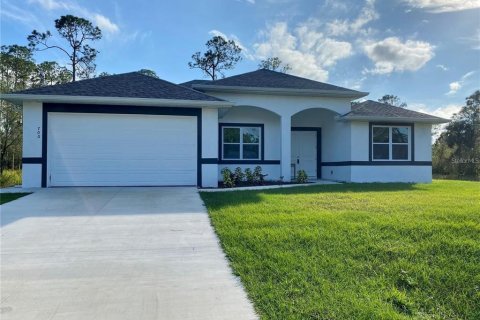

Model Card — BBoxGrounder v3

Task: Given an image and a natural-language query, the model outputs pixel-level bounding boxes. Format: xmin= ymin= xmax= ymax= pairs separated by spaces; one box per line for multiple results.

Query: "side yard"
xmin=201 ymin=180 xmax=480 ymax=319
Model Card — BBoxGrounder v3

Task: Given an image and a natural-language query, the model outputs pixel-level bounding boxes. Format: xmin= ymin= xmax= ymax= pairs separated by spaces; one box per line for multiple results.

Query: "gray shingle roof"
xmin=183 ymin=69 xmax=364 ymax=94
xmin=14 ymin=72 xmax=224 ymax=101
xmin=341 ymin=100 xmax=449 ymax=122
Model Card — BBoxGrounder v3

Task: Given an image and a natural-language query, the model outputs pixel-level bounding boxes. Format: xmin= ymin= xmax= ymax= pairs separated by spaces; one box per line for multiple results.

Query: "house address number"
xmin=37 ymin=127 xmax=41 ymax=138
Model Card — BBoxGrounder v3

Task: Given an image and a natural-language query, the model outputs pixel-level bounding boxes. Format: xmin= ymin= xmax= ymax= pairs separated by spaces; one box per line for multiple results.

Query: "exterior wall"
xmin=22 ymin=101 xmax=43 ymax=188
xmin=350 ymin=121 xmax=369 ymax=161
xmin=414 ymin=123 xmax=433 ymax=161
xmin=350 ymin=166 xmax=432 ymax=183
xmin=201 ymin=108 xmax=219 ymax=187
xmin=206 ymin=91 xmax=353 ymax=116
xmin=321 ymin=166 xmax=351 ymax=182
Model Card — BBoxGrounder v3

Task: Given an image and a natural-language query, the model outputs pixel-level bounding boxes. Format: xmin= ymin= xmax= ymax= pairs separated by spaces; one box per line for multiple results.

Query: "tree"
xmin=97 ymin=71 xmax=112 ymax=77
xmin=138 ymin=69 xmax=158 ymax=78
xmin=28 ymin=15 xmax=102 ymax=81
xmin=258 ymin=57 xmax=291 ymax=73
xmin=188 ymin=36 xmax=242 ymax=80
xmin=31 ymin=61 xmax=72 ymax=87
xmin=378 ymin=94 xmax=407 ymax=108
xmin=433 ymin=90 xmax=480 ymax=179
xmin=0 ymin=45 xmax=36 ymax=173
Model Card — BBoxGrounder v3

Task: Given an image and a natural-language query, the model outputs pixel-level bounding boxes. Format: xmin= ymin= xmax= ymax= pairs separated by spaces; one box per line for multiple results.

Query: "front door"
xmin=291 ymin=130 xmax=317 ymax=179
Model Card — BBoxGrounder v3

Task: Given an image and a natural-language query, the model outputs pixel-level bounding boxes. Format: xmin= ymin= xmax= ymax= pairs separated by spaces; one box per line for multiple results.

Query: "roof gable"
xmin=13 ymin=72 xmax=224 ymax=102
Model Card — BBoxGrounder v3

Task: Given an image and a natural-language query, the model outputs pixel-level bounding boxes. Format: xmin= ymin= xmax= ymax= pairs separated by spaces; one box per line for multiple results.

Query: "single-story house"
xmin=1 ymin=69 xmax=448 ymax=188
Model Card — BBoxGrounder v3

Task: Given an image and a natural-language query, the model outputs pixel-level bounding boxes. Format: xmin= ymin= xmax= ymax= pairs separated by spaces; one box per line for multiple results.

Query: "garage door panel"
xmin=48 ymin=112 xmax=197 ymax=186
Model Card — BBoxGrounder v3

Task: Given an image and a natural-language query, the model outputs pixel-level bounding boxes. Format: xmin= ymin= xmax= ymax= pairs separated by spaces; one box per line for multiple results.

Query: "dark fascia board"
xmin=193 ymin=84 xmax=369 ymax=99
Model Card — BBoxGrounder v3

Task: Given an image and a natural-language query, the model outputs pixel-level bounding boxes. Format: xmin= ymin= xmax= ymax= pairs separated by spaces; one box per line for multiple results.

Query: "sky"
xmin=1 ymin=0 xmax=479 ymax=118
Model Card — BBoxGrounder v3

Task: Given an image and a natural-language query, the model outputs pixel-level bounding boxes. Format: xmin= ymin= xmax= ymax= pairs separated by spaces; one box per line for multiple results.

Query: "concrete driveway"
xmin=1 ymin=187 xmax=257 ymax=320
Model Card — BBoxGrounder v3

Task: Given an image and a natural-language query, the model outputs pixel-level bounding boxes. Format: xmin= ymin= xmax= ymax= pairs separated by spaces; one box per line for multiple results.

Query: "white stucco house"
xmin=2 ymin=69 xmax=448 ymax=188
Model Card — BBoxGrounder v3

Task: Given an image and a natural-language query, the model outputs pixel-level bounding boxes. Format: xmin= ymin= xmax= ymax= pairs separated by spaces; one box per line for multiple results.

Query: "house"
xmin=1 ymin=69 xmax=448 ymax=188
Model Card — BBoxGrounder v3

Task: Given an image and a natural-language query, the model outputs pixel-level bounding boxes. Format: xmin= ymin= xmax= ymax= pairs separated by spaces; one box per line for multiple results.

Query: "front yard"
xmin=200 ymin=180 xmax=480 ymax=319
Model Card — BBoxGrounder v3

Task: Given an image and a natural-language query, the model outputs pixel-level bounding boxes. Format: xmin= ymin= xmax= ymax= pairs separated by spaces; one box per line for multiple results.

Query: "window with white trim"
xmin=222 ymin=126 xmax=261 ymax=160
xmin=372 ymin=125 xmax=410 ymax=160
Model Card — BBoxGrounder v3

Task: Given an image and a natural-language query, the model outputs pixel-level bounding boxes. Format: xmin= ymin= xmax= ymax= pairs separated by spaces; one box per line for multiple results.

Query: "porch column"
xmin=280 ymin=115 xmax=291 ymax=181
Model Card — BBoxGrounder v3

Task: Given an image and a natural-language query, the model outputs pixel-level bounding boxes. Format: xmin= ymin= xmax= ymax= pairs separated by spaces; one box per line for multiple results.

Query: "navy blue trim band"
xmin=201 ymin=158 xmax=218 ymax=164
xmin=218 ymin=160 xmax=280 ymax=165
xmin=22 ymin=157 xmax=43 ymax=164
xmin=322 ymin=161 xmax=431 ymax=166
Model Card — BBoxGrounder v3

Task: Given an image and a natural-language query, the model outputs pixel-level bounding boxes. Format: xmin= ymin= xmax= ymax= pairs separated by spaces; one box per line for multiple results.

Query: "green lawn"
xmin=200 ymin=180 xmax=480 ymax=319
xmin=0 ymin=193 xmax=30 ymax=205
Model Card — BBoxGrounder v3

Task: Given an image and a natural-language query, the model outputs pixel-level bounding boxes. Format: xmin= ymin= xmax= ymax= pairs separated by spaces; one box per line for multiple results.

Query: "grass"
xmin=0 ymin=192 xmax=29 ymax=205
xmin=200 ymin=180 xmax=480 ymax=319
xmin=0 ymin=169 xmax=22 ymax=188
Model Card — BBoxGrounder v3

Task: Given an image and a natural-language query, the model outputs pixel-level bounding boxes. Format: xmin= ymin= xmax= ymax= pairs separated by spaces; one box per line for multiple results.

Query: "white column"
xmin=201 ymin=108 xmax=219 ymax=187
xmin=22 ymin=101 xmax=43 ymax=188
xmin=280 ymin=115 xmax=291 ymax=181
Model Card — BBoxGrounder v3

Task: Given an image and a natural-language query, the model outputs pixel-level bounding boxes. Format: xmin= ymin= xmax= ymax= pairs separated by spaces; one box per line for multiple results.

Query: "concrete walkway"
xmin=1 ymin=187 xmax=257 ymax=320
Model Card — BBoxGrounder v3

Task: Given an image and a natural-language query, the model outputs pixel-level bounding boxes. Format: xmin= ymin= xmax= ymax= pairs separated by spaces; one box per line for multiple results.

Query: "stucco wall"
xmin=22 ymin=101 xmax=43 ymax=188
xmin=351 ymin=166 xmax=432 ymax=183
xmin=205 ymin=91 xmax=353 ymax=116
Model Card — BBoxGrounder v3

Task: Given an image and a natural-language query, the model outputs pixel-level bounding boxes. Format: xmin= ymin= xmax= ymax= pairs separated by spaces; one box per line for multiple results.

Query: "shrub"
xmin=221 ymin=167 xmax=235 ymax=188
xmin=253 ymin=166 xmax=265 ymax=184
xmin=296 ymin=170 xmax=308 ymax=183
xmin=245 ymin=168 xmax=254 ymax=184
xmin=0 ymin=170 xmax=22 ymax=188
xmin=233 ymin=167 xmax=245 ymax=184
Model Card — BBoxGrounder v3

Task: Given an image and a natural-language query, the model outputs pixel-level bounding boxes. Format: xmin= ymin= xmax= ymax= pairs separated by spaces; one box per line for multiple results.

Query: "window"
xmin=372 ymin=125 xmax=410 ymax=161
xmin=222 ymin=126 xmax=261 ymax=160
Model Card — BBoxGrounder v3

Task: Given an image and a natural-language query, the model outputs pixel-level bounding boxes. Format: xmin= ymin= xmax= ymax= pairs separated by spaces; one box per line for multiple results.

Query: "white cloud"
xmin=402 ymin=0 xmax=480 ymax=13
xmin=253 ymin=22 xmax=353 ymax=81
xmin=362 ymin=37 xmax=435 ymax=74
xmin=436 ymin=64 xmax=448 ymax=71
xmin=29 ymin=0 xmax=69 ymax=10
xmin=446 ymin=71 xmax=476 ymax=95
xmin=209 ymin=29 xmax=254 ymax=60
xmin=410 ymin=103 xmax=461 ymax=119
xmin=447 ymin=81 xmax=461 ymax=95
xmin=93 ymin=14 xmax=119 ymax=34
xmin=326 ymin=0 xmax=378 ymax=36
xmin=29 ymin=0 xmax=119 ymax=35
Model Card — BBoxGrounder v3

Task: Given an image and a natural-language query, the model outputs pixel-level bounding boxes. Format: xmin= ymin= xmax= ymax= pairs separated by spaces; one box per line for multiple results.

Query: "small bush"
xmin=296 ymin=170 xmax=308 ymax=183
xmin=253 ymin=166 xmax=265 ymax=184
xmin=233 ymin=167 xmax=245 ymax=184
xmin=221 ymin=167 xmax=235 ymax=188
xmin=245 ymin=168 xmax=254 ymax=184
xmin=0 ymin=170 xmax=22 ymax=188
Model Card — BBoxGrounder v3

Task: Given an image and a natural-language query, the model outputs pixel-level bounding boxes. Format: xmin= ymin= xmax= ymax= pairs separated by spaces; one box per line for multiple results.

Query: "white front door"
xmin=291 ymin=131 xmax=317 ymax=179
xmin=47 ymin=112 xmax=197 ymax=186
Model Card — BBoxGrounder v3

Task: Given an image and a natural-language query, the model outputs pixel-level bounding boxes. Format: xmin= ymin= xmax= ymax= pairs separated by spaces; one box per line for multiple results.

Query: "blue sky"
xmin=1 ymin=0 xmax=479 ymax=118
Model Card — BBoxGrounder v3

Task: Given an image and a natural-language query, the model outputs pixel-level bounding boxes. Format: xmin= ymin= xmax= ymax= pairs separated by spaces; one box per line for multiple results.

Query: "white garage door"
xmin=47 ymin=112 xmax=197 ymax=186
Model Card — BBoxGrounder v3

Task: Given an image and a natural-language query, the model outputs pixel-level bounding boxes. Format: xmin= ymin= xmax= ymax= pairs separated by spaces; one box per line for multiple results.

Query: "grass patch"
xmin=0 ymin=193 xmax=29 ymax=205
xmin=201 ymin=180 xmax=480 ymax=319
xmin=0 ymin=170 xmax=22 ymax=188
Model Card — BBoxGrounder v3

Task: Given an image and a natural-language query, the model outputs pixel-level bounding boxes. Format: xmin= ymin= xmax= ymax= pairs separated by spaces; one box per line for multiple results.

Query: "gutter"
xmin=192 ymin=84 xmax=369 ymax=99
xmin=0 ymin=94 xmax=234 ymax=108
